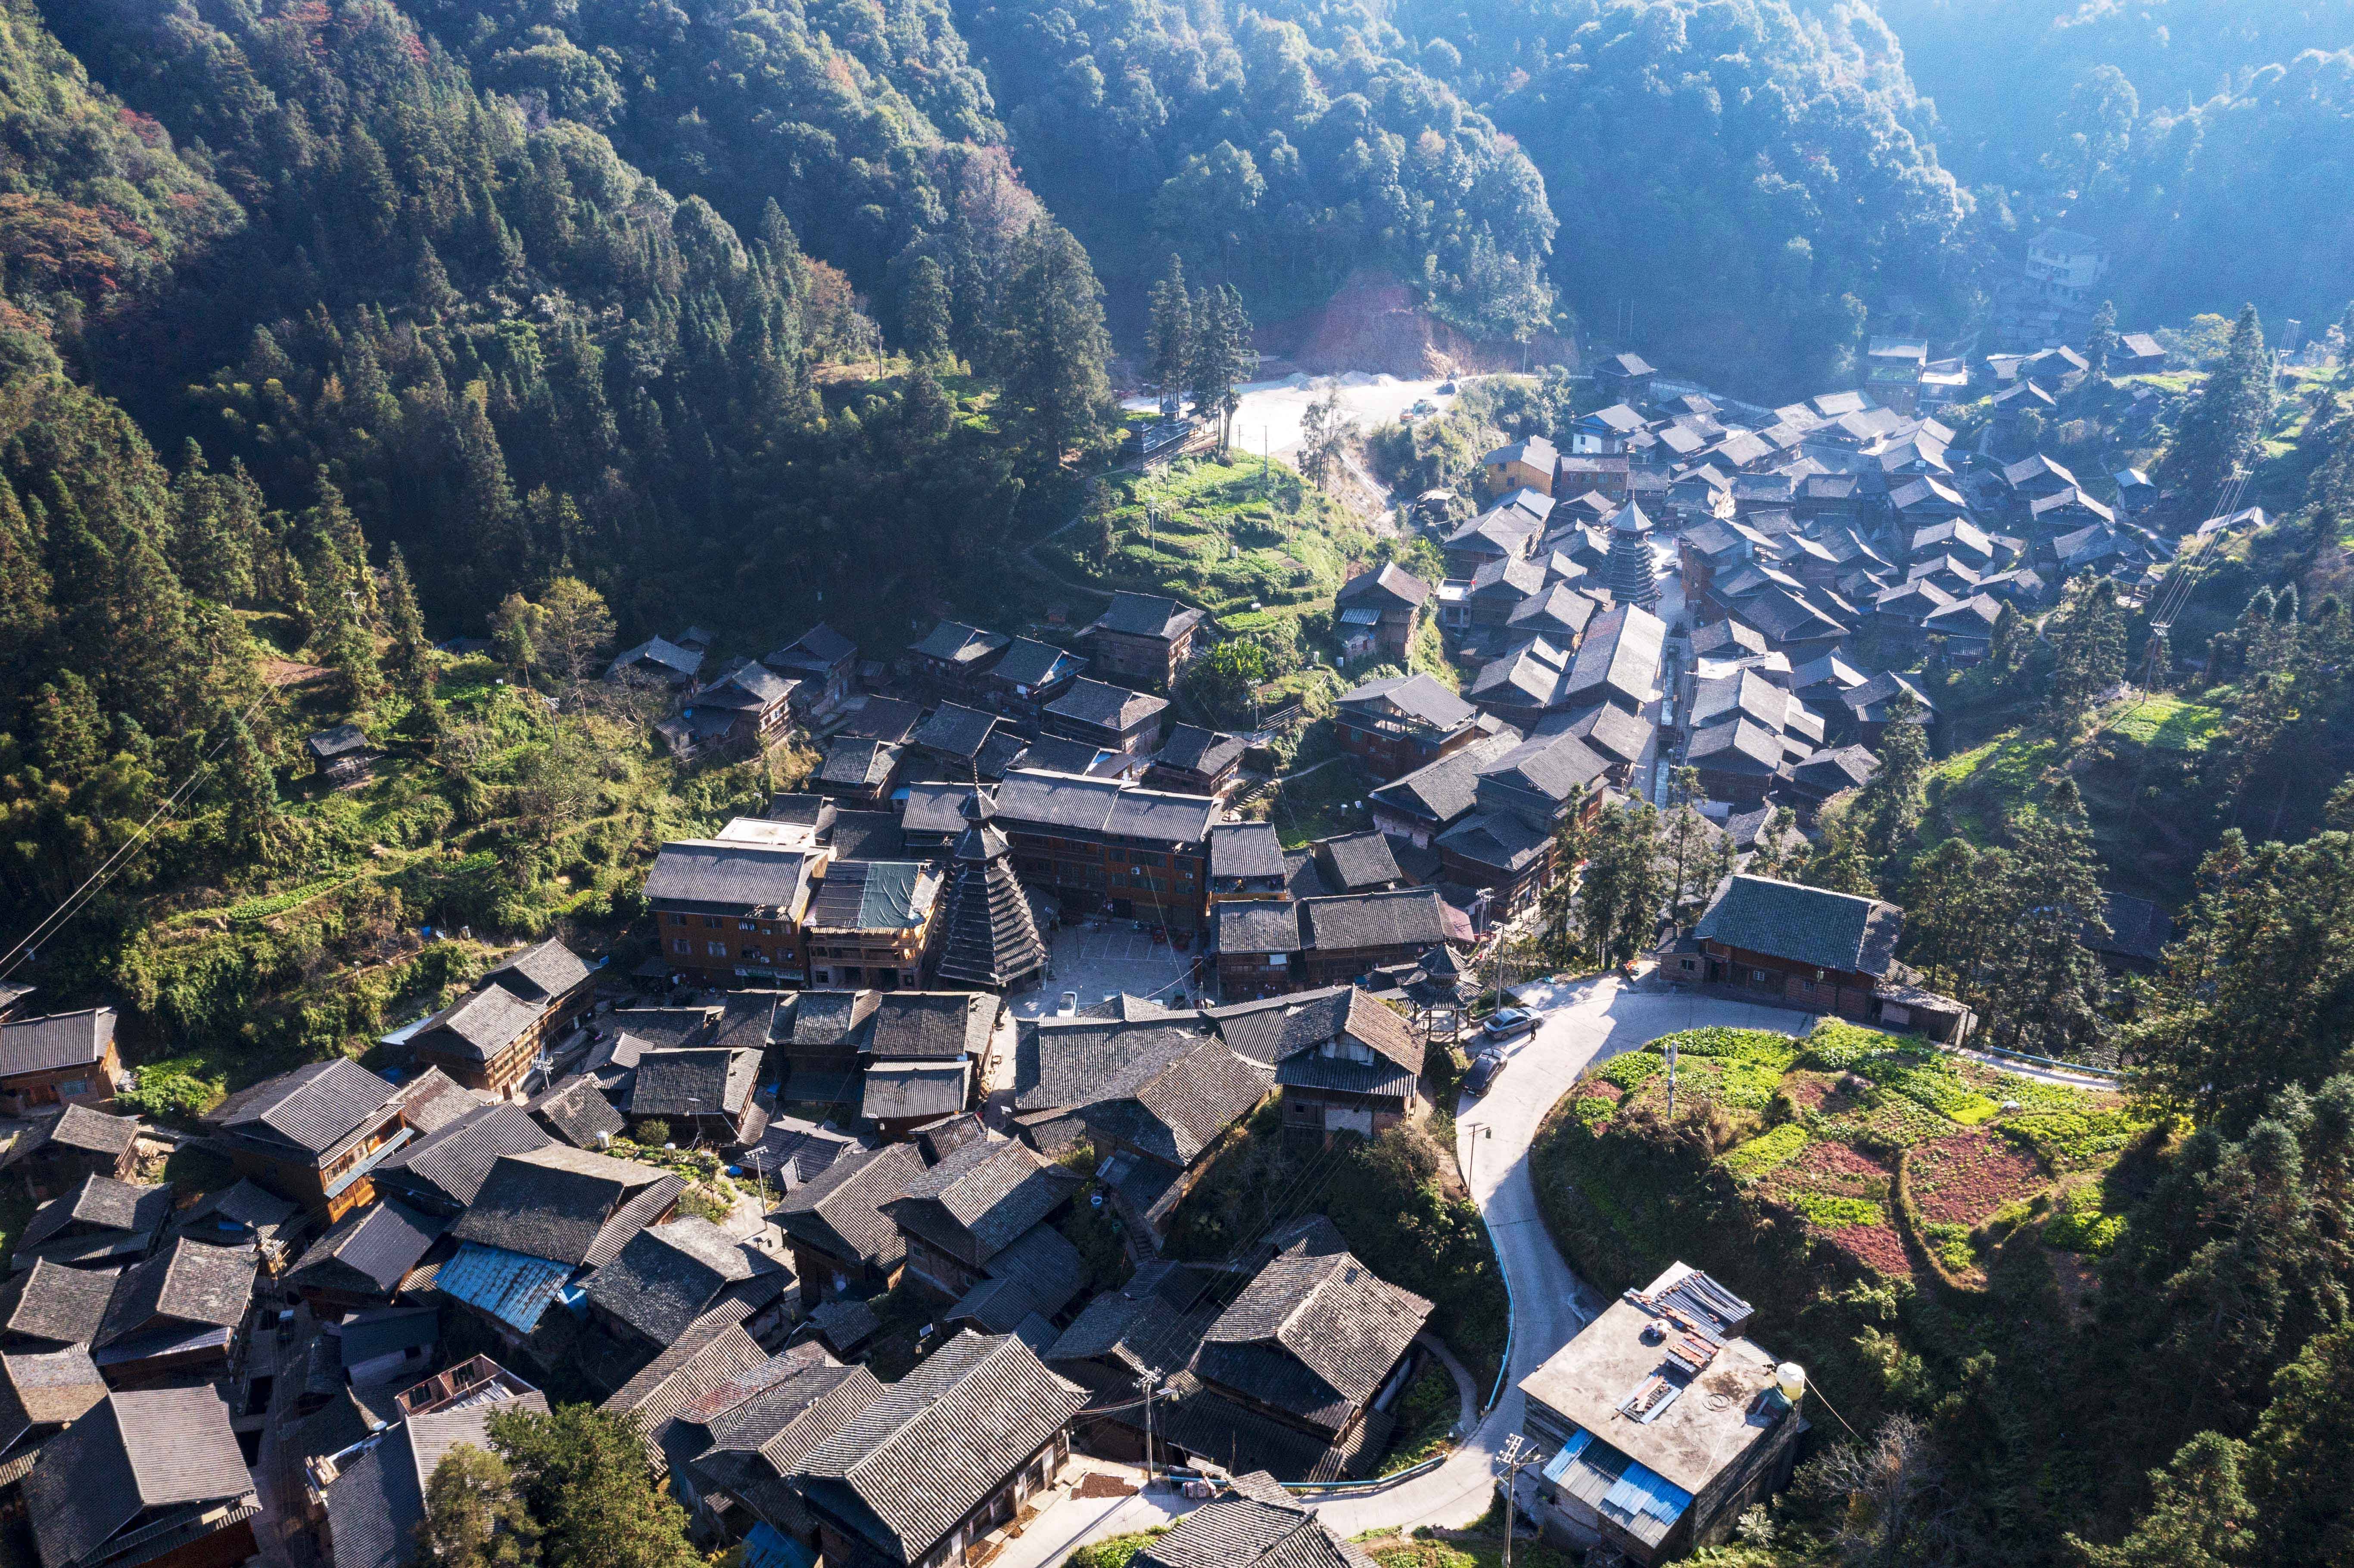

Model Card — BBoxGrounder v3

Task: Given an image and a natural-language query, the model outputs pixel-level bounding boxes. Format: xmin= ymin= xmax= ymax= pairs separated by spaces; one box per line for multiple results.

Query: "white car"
xmin=1056 ymin=991 xmax=1078 ymax=1016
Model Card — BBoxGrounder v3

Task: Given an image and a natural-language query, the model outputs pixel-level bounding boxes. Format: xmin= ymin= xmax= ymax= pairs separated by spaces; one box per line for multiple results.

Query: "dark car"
xmin=1463 ymin=1049 xmax=1506 ymax=1097
xmin=1482 ymin=1007 xmax=1538 ymax=1042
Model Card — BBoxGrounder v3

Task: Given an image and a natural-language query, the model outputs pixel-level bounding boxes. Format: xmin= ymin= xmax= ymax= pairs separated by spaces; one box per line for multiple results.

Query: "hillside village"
xmin=0 ymin=308 xmax=2325 ymax=1568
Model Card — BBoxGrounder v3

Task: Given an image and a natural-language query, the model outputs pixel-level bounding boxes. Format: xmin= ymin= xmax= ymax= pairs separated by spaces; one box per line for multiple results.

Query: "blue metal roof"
xmin=436 ymin=1241 xmax=573 ymax=1334
xmin=1602 ymin=1459 xmax=1693 ymax=1528
xmin=743 ymin=1524 xmax=815 ymax=1568
xmin=1541 ymin=1426 xmax=1594 ymax=1483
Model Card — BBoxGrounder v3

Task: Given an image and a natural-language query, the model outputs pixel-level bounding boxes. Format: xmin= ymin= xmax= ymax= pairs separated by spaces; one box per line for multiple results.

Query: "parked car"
xmin=1056 ymin=991 xmax=1078 ymax=1016
xmin=1407 ymin=398 xmax=1436 ymax=418
xmin=1482 ymin=1007 xmax=1538 ymax=1041
xmin=1463 ymin=1049 xmax=1506 ymax=1097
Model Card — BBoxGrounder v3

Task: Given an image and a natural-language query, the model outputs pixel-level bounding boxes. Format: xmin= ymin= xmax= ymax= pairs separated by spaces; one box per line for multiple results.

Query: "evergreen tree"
xmin=419 ymin=1444 xmax=539 ymax=1568
xmin=486 ymin=1405 xmax=701 ymax=1568
xmin=489 ymin=593 xmax=539 ymax=674
xmin=1146 ymin=255 xmax=1192 ymax=420
xmin=1000 ymin=220 xmax=1113 ymax=473
xmin=1538 ymin=798 xmax=1592 ymax=962
xmin=901 ymin=255 xmax=954 ymax=367
xmin=2086 ymin=299 xmax=2119 ymax=379
xmin=534 ymin=577 xmax=615 ymax=690
xmin=381 ymin=544 xmax=431 ymax=692
xmin=1854 ymin=693 xmax=1930 ymax=886
xmin=1799 ymin=793 xmax=1878 ymax=897
xmin=168 ymin=441 xmax=258 ymax=604
xmin=2162 ymin=304 xmax=2273 ymax=509
xmin=1576 ymin=802 xmax=1670 ymax=967
xmin=2073 ymin=1431 xmax=2253 ymax=1568
xmin=1981 ymin=781 xmax=2110 ymax=1057
xmin=2044 ymin=579 xmax=2128 ymax=734
xmin=216 ymin=717 xmax=280 ymax=862
xmin=2240 ymin=1327 xmax=2354 ymax=1565
xmin=1188 ymin=284 xmax=1253 ymax=455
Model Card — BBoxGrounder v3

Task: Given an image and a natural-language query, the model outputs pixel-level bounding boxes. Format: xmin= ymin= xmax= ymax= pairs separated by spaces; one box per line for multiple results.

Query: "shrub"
xmin=2043 ymin=1182 xmax=2127 ymax=1254
xmin=118 ymin=1066 xmax=224 ymax=1122
xmin=635 ymin=1119 xmax=671 ymax=1148
xmin=1597 ymin=1052 xmax=1666 ymax=1091
xmin=1575 ymin=1096 xmax=1616 ymax=1127
xmin=1070 ymin=1534 xmax=1161 ymax=1568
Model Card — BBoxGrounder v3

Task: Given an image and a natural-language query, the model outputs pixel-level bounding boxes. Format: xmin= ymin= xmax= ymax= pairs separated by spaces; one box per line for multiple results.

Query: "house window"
xmin=56 ymin=1079 xmax=89 ymax=1098
xmin=704 ymin=916 xmax=722 ymax=929
xmin=673 ymin=939 xmax=690 ymax=956
xmin=739 ymin=921 xmax=757 ymax=931
xmin=707 ymin=942 xmax=728 ymax=958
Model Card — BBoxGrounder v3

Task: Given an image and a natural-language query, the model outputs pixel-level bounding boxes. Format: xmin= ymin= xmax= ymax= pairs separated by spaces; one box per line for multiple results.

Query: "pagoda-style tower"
xmin=931 ymin=790 xmax=1049 ymax=992
xmin=1605 ymin=501 xmax=1660 ymax=611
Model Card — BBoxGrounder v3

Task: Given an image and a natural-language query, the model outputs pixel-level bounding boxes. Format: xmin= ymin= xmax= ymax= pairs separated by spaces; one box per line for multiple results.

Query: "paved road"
xmin=1309 ymin=977 xmax=1803 ymax=1537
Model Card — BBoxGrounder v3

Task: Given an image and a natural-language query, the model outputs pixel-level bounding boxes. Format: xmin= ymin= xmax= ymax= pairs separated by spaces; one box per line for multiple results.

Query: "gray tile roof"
xmin=285 ymin=1201 xmax=442 ymax=1297
xmin=1435 ymin=809 xmax=1552 ymax=875
xmin=585 ymin=1218 xmax=779 ymax=1345
xmin=688 ymin=1352 xmax=881 ymax=1499
xmin=1565 ymin=604 xmax=1666 ymax=709
xmin=1367 ymin=728 xmax=1523 ymax=828
xmin=644 ymin=840 xmax=816 ymax=915
xmin=481 ymin=938 xmax=592 ymax=1004
xmin=601 ymin=1304 xmax=771 ymax=1468
xmin=1090 ymin=592 xmax=1203 ymax=640
xmin=912 ymin=701 xmax=999 ymax=762
xmin=324 ymin=1390 xmax=548 ymax=1568
xmin=772 ymin=1142 xmax=928 ymax=1271
xmin=1693 ymin=874 xmax=1903 ymax=977
xmin=910 ymin=621 xmax=1008 ymax=667
xmin=1158 ymin=725 xmax=1248 ymax=778
xmin=628 ymin=1048 xmax=761 ymax=1120
xmin=946 ymin=1223 xmax=1089 ymax=1333
xmin=1197 ymin=1244 xmax=1432 ymax=1432
xmin=0 ymin=1260 xmax=119 ymax=1347
xmin=0 ymin=1345 xmax=105 ymax=1453
xmin=822 ymin=737 xmax=905 ymax=789
xmin=883 ymin=1139 xmax=1080 ymax=1269
xmin=18 ymin=1174 xmax=172 ymax=1253
xmin=841 ymin=698 xmax=927 ymax=744
xmin=1298 ymin=889 xmax=1448 ymax=955
xmin=1137 ymin=1477 xmax=1376 ymax=1568
xmin=23 ymin=1104 xmax=139 ymax=1161
xmin=860 ymin=1063 xmax=970 ymax=1123
xmin=1337 ymin=673 xmax=1476 ymax=733
xmin=0 ymin=1008 xmax=115 ymax=1080
xmin=1012 ymin=1019 xmax=1209 ymax=1112
xmin=1046 ymin=1258 xmax=1217 ymax=1375
xmin=1339 ymin=563 xmax=1430 ymax=611
xmin=1103 ymin=789 xmax=1218 ymax=845
xmin=414 ymin=983 xmax=544 ymax=1063
xmin=1540 ymin=702 xmax=1652 ymax=767
xmin=95 ymin=1237 xmax=256 ymax=1349
xmin=1688 ymin=718 xmax=1785 ymax=775
xmin=1078 ymin=1040 xmax=1273 ymax=1168
xmin=387 ymin=1067 xmax=480 ymax=1136
xmin=27 ymin=1387 xmax=255 ymax=1568
xmin=375 ymin=1103 xmax=555 ymax=1213
xmin=1218 ymin=900 xmax=1302 ymax=955
xmin=900 ymin=781 xmax=976 ymax=840
xmin=526 ymin=1074 xmax=626 ymax=1149
xmin=449 ymin=1146 xmax=681 ymax=1268
xmin=867 ymin=992 xmax=995 ymax=1061
xmin=205 ymin=1058 xmax=398 ymax=1159
xmin=828 ymin=811 xmax=909 ymax=860
xmin=769 ymin=621 xmax=857 ymax=670
xmin=788 ymin=1329 xmax=1087 ymax=1563
xmin=786 ymin=991 xmax=881 ymax=1049
xmin=1205 ymin=988 xmax=1356 ymax=1066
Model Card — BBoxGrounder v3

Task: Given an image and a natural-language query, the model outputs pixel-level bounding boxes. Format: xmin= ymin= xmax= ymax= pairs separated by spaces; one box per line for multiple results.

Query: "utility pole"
xmin=1498 ymin=1434 xmax=1544 ymax=1568
xmin=1138 ymin=1368 xmax=1161 ymax=1489
xmin=1666 ymin=1036 xmax=1679 ymax=1119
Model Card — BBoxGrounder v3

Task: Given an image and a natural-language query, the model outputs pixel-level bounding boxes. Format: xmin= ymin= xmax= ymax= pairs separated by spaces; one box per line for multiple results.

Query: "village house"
xmin=1442 ymin=507 xmax=1541 ymax=580
xmin=1682 ymin=875 xmax=1970 ymax=1041
xmin=907 ymin=622 xmax=1009 ymax=699
xmin=627 ymin=1047 xmax=769 ymax=1147
xmin=1080 ymin=592 xmax=1206 ymax=688
xmin=1209 ymin=821 xmax=1292 ymax=907
xmin=1333 ymin=673 xmax=1498 ymax=780
xmin=404 ymin=938 xmax=593 ymax=1098
xmin=976 ymin=636 xmax=1086 ymax=725
xmin=1211 ymin=985 xmax=1425 ymax=1138
xmin=367 ymin=1103 xmax=554 ymax=1218
xmin=11 ymin=1104 xmax=140 ymax=1196
xmin=814 ymin=735 xmax=907 ymax=808
xmin=1482 ymin=436 xmax=1559 ymax=496
xmin=202 ymin=1061 xmax=411 ymax=1221
xmin=321 ymin=1378 xmax=548 ymax=1568
xmin=580 ymin=1217 xmax=796 ymax=1368
xmin=856 ymin=992 xmax=998 ymax=1139
xmin=772 ymin=1142 xmax=928 ymax=1300
xmin=645 ymin=835 xmax=823 ymax=987
xmin=663 ymin=660 xmax=798 ymax=760
xmin=525 ymin=1073 xmax=626 ymax=1151
xmin=1135 ymin=1471 xmax=1376 ymax=1568
xmin=1520 ymin=1265 xmax=1803 ymax=1565
xmin=992 ymin=770 xmax=1217 ymax=931
xmin=803 ymin=860 xmax=942 ymax=990
xmin=909 ymin=701 xmax=1025 ymax=783
xmin=27 ymin=1385 xmax=258 ymax=1568
xmin=1367 ymin=728 xmax=1523 ymax=849
xmin=609 ymin=635 xmax=705 ymax=688
xmin=0 ymin=1340 xmax=105 ymax=1472
xmin=13 ymin=1173 xmax=172 ymax=1270
xmin=1333 ymin=563 xmax=1431 ymax=659
xmin=763 ymin=622 xmax=859 ymax=720
xmin=90 ymin=1236 xmax=258 ymax=1389
xmin=1146 ymin=724 xmax=1249 ymax=797
xmin=281 ymin=1199 xmax=441 ymax=1315
xmin=1595 ymin=351 xmax=1658 ymax=402
xmin=881 ymin=1135 xmax=1081 ymax=1312
xmin=1043 ymin=678 xmax=1169 ymax=757
xmin=0 ymin=1008 xmax=124 ymax=1117
xmin=777 ymin=1328 xmax=1086 ymax=1568
xmin=305 ymin=723 xmax=374 ymax=785
xmin=438 ymin=1146 xmax=683 ymax=1345
xmin=675 ymin=1340 xmax=880 ymax=1534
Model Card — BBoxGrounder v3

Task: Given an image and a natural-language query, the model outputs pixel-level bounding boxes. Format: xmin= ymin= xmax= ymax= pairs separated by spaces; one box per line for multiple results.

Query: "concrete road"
xmin=1308 ymin=977 xmax=1806 ymax=1538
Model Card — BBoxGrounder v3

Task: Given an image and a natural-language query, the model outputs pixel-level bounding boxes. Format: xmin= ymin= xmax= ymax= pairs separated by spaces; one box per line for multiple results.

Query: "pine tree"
xmin=381 ymin=544 xmax=431 ymax=691
xmin=418 ymin=1444 xmax=539 ymax=1568
xmin=1900 ymin=836 xmax=1982 ymax=996
xmin=1799 ymin=794 xmax=1878 ymax=897
xmin=486 ymin=1405 xmax=702 ymax=1568
xmin=902 ymin=255 xmax=954 ymax=367
xmin=1147 ymin=254 xmax=1192 ymax=419
xmin=1981 ymin=780 xmax=2109 ymax=1057
xmin=1854 ymin=692 xmax=1929 ymax=886
xmin=2240 ymin=1327 xmax=2354 ymax=1565
xmin=1188 ymin=284 xmax=1253 ymax=455
xmin=2072 ymin=1431 xmax=2253 ymax=1568
xmin=999 ymin=219 xmax=1113 ymax=473
xmin=2044 ymin=579 xmax=2127 ymax=734
xmin=1576 ymin=802 xmax=1670 ymax=966
xmin=217 ymin=717 xmax=280 ymax=862
xmin=2162 ymin=304 xmax=2273 ymax=510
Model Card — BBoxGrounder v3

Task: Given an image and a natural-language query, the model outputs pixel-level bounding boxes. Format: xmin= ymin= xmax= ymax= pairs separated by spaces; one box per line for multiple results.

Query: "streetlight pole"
xmin=1138 ymin=1368 xmax=1161 ymax=1489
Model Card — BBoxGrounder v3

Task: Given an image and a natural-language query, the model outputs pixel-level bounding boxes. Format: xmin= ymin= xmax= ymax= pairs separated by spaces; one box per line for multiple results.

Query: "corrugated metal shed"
xmin=435 ymin=1242 xmax=573 ymax=1334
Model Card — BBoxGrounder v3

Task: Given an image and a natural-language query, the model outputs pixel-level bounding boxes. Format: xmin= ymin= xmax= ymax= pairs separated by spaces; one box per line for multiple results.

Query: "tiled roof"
xmin=1089 ymin=592 xmax=1202 ymax=640
xmin=1298 ymin=889 xmax=1447 ymax=954
xmin=602 ymin=1306 xmax=772 ymax=1468
xmin=1693 ymin=874 xmax=1903 ymax=976
xmin=1218 ymin=900 xmax=1302 ymax=955
xmin=909 ymin=622 xmax=1007 ymax=667
xmin=768 ymin=621 xmax=857 ymax=670
xmin=482 ymin=938 xmax=592 ymax=1003
xmin=415 ymin=983 xmax=543 ymax=1062
xmin=449 ymin=1146 xmax=681 ymax=1268
xmin=822 ymin=737 xmax=904 ymax=789
xmin=1435 ymin=809 xmax=1552 ymax=874
xmin=205 ymin=1059 xmax=397 ymax=1159
xmin=1047 ymin=678 xmax=1168 ymax=733
xmin=0 ymin=1260 xmax=118 ymax=1347
xmin=0 ymin=1008 xmax=113 ymax=1080
xmin=376 ymin=1103 xmax=555 ymax=1213
xmin=786 ymin=991 xmax=881 ymax=1049
xmin=828 ymin=812 xmax=908 ymax=860
xmin=860 ymin=1063 xmax=969 ymax=1123
xmin=987 ymin=638 xmax=1079 ymax=689
xmin=1197 ymin=1244 xmax=1432 ymax=1432
xmin=912 ymin=702 xmax=998 ymax=762
xmin=1136 ymin=1476 xmax=1376 ymax=1568
xmin=1565 ymin=604 xmax=1666 ymax=708
xmin=22 ymin=1104 xmax=139 ymax=1161
xmin=526 ymin=1074 xmax=627 ymax=1149
xmin=1367 ymin=728 xmax=1523 ymax=828
xmin=1078 ymin=1038 xmax=1273 ymax=1165
xmin=18 ymin=1174 xmax=172 ymax=1252
xmin=96 ymin=1238 xmax=257 ymax=1347
xmin=1335 ymin=563 xmax=1430 ymax=611
xmin=1205 ymin=987 xmax=1356 ymax=1067
xmin=772 ymin=1142 xmax=928 ymax=1271
xmin=1336 ymin=673 xmax=1476 ymax=733
xmin=1313 ymin=832 xmax=1401 ymax=893
xmin=285 ymin=1201 xmax=442 ymax=1297
xmin=841 ymin=697 xmax=927 ymax=744
xmin=388 ymin=1067 xmax=480 ymax=1136
xmin=585 ymin=1218 xmax=778 ymax=1346
xmin=883 ymin=1139 xmax=1080 ymax=1269
xmin=0 ymin=1346 xmax=104 ymax=1453
xmin=628 ymin=1047 xmax=761 ymax=1120
xmin=1046 ymin=1258 xmax=1217 ymax=1375
xmin=947 ymin=1223 xmax=1089 ymax=1332
xmin=788 ymin=1330 xmax=1087 ymax=1562
xmin=867 ymin=992 xmax=994 ymax=1061
xmin=1688 ymin=718 xmax=1785 ymax=775
xmin=645 ymin=840 xmax=815 ymax=915
xmin=1013 ymin=1019 xmax=1206 ymax=1112
xmin=1158 ymin=724 xmax=1248 ymax=778
xmin=27 ymin=1388 xmax=255 ymax=1568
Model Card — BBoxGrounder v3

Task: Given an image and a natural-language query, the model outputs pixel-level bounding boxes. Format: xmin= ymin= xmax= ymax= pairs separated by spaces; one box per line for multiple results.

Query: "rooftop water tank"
xmin=1776 ymin=1363 xmax=1806 ymax=1402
